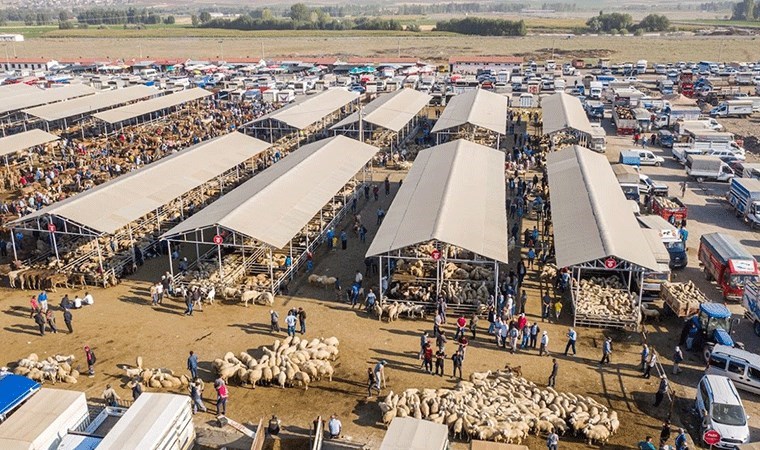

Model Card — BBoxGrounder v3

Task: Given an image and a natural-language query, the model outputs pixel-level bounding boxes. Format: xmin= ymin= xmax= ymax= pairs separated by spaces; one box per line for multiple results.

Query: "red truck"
xmin=652 ymin=196 xmax=688 ymax=223
xmin=679 ymin=71 xmax=694 ymax=98
xmin=699 ymin=232 xmax=759 ymax=302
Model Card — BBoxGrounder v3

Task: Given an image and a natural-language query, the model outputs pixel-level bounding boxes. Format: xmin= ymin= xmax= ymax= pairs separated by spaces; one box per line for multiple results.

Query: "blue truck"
xmin=727 ymin=177 xmax=760 ymax=228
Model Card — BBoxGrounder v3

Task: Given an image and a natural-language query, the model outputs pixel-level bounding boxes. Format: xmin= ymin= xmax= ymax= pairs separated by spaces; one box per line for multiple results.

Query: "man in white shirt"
xmin=83 ymin=292 xmax=94 ymax=306
xmin=355 ymin=270 xmax=363 ymax=286
xmin=73 ymin=296 xmax=83 ymax=309
xmin=285 ymin=313 xmax=297 ymax=337
xmin=327 ymin=414 xmax=342 ymax=439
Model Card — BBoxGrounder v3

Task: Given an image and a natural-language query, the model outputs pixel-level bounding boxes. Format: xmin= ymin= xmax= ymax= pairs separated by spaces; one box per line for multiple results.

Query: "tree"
xmin=191 ymin=14 xmax=199 ymax=26
xmin=59 ymin=11 xmax=69 ymax=22
xmin=290 ymin=3 xmax=311 ymax=22
xmin=731 ymin=0 xmax=755 ymax=19
xmin=199 ymin=11 xmax=212 ymax=23
xmin=586 ymin=12 xmax=633 ymax=33
xmin=638 ymin=14 xmax=670 ymax=31
xmin=58 ymin=20 xmax=73 ymax=29
xmin=164 ymin=15 xmax=175 ymax=24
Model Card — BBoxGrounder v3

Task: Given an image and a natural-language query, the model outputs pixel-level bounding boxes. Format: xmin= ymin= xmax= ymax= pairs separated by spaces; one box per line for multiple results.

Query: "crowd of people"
xmin=28 ymin=289 xmax=94 ymax=336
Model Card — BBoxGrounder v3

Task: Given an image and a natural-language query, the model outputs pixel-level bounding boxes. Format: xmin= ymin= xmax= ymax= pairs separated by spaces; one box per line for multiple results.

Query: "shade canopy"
xmin=23 ymin=85 xmax=158 ymax=122
xmin=367 ymin=139 xmax=508 ymax=263
xmin=380 ymin=417 xmax=449 ymax=450
xmin=93 ymin=88 xmax=212 ymax=124
xmin=0 ymin=129 xmax=59 ymax=158
xmin=0 ymin=84 xmax=96 ymax=116
xmin=541 ymin=92 xmax=593 ymax=135
xmin=250 ymin=89 xmax=359 ymax=130
xmin=431 ymin=89 xmax=507 ymax=134
xmin=330 ymin=88 xmax=431 ymax=132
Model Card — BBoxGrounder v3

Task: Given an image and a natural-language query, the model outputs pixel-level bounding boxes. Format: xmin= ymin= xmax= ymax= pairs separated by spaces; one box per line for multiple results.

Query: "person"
xmin=328 ymin=414 xmax=342 ymax=439
xmin=34 ymin=310 xmax=46 ymax=335
xmin=29 ymin=296 xmax=40 ymax=318
xmin=340 ymin=231 xmax=348 ymax=250
xmin=546 ymin=430 xmax=559 ymax=450
xmin=422 ymin=343 xmax=433 ymax=373
xmin=660 ymin=421 xmax=673 ymax=446
xmin=434 ymin=348 xmax=445 ymax=376
xmin=37 ymin=290 xmax=48 ymax=311
xmin=215 ymin=378 xmax=228 ymax=416
xmin=270 ymin=310 xmax=280 ymax=332
xmin=102 ymin=384 xmax=120 ymax=407
xmin=639 ymin=436 xmax=658 ymax=450
xmin=297 ymin=307 xmax=307 ymax=334
xmin=190 ymin=378 xmax=207 ymax=414
xmin=564 ymin=328 xmax=577 ymax=356
xmin=542 ymin=293 xmax=551 ymax=321
xmin=540 ymin=331 xmax=549 ymax=356
xmin=672 ymin=346 xmax=684 ymax=374
xmin=641 ymin=344 xmax=650 ymax=372
xmin=187 ymin=351 xmax=198 ymax=380
xmin=419 ymin=331 xmax=429 ymax=360
xmin=600 ymin=337 xmax=612 ymax=365
xmin=509 ymin=325 xmax=519 ymax=353
xmin=367 ymin=367 xmax=380 ymax=397
xmin=451 ymin=350 xmax=463 ymax=379
xmin=355 ymin=270 xmax=363 ymax=286
xmin=85 ymin=346 xmax=96 ymax=377
xmin=469 ymin=313 xmax=478 ymax=339
xmin=674 ymin=428 xmax=688 ymax=450
xmin=454 ymin=315 xmax=467 ymax=340
xmin=373 ymin=360 xmax=387 ymax=391
xmin=365 ymin=289 xmax=376 ymax=311
xmin=268 ymin=415 xmax=281 ymax=435
xmin=285 ymin=311 xmax=297 ymax=337
xmin=44 ymin=309 xmax=57 ymax=333
xmin=679 ymin=226 xmax=689 ymax=249
xmin=529 ymin=322 xmax=539 ymax=348
xmin=554 ymin=300 xmax=563 ymax=320
xmin=680 ymin=180 xmax=687 ymax=198
xmin=654 ymin=375 xmax=669 ymax=407
xmin=457 ymin=336 xmax=468 ymax=360
xmin=131 ymin=380 xmax=143 ymax=400
xmin=434 ymin=312 xmax=443 ymax=337
xmin=82 ymin=291 xmax=94 ymax=306
xmin=548 ymin=358 xmax=558 ymax=387
xmin=63 ymin=308 xmax=73 ymax=333
xmin=644 ymin=352 xmax=658 ymax=378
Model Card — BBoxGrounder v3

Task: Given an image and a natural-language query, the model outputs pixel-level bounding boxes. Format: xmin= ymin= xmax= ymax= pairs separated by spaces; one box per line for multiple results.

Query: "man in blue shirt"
xmin=564 ymin=328 xmax=577 ymax=356
xmin=600 ymin=337 xmax=612 ymax=365
xmin=674 ymin=428 xmax=688 ymax=450
xmin=327 ymin=414 xmax=342 ymax=439
xmin=187 ymin=351 xmax=198 ymax=379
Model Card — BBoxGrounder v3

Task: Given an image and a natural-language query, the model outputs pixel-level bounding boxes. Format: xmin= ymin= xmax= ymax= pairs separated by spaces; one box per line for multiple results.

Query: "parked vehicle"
xmin=674 ymin=119 xmax=724 ymax=137
xmin=686 ymin=155 xmax=735 ymax=182
xmin=637 ymin=214 xmax=687 ymax=268
xmin=588 ymin=125 xmax=606 ymax=153
xmin=619 ymin=149 xmax=664 ymax=167
xmin=613 ymin=164 xmax=640 ymax=201
xmin=657 ymin=130 xmax=675 ymax=148
xmin=652 ymin=196 xmax=688 ymax=223
xmin=695 ymin=375 xmax=750 ymax=448
xmin=706 ymin=346 xmax=760 ymax=395
xmin=699 ymin=232 xmax=759 ymax=301
xmin=640 ymin=173 xmax=669 ymax=197
xmin=727 ymin=178 xmax=760 ymax=228
xmin=710 ymin=100 xmax=753 ymax=118
xmin=733 ymin=95 xmax=760 ymax=112
xmin=584 ymin=101 xmax=605 ymax=120
xmin=707 ymin=149 xmax=746 ymax=161
xmin=640 ymin=228 xmax=672 ymax=294
xmin=589 ymin=81 xmax=603 ymax=100
xmin=653 ymin=106 xmax=702 ymax=129
xmin=742 ymin=281 xmax=760 ymax=336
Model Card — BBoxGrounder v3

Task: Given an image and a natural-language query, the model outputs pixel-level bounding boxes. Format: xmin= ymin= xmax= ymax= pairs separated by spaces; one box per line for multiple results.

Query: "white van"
xmin=706 ymin=345 xmax=760 ymax=395
xmin=695 ymin=375 xmax=750 ymax=448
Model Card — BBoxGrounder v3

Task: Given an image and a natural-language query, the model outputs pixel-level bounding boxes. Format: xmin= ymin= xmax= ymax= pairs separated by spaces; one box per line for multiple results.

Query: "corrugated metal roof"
xmin=430 ymin=89 xmax=507 ymax=134
xmin=12 ymin=132 xmax=270 ymax=234
xmin=0 ymin=129 xmax=59 ymax=158
xmin=250 ymin=88 xmax=359 ymax=130
xmin=541 ymin=92 xmax=593 ymax=135
xmin=93 ymin=87 xmax=212 ymax=124
xmin=23 ymin=85 xmax=158 ymax=122
xmin=0 ymin=84 xmax=96 ymax=115
xmin=380 ymin=418 xmax=449 ymax=450
xmin=547 ymin=145 xmax=658 ymax=270
xmin=366 ymin=139 xmax=508 ymax=263
xmin=331 ymin=88 xmax=431 ymax=132
xmin=0 ymin=83 xmax=38 ymax=99
xmin=162 ymin=135 xmax=378 ymax=249
xmin=97 ymin=393 xmax=190 ymax=450
xmin=0 ymin=388 xmax=86 ymax=447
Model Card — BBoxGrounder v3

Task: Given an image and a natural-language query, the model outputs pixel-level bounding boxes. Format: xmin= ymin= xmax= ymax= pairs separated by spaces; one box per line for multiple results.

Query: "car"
xmin=706 ymin=149 xmax=746 ymax=161
xmin=696 ymin=375 xmax=750 ymax=448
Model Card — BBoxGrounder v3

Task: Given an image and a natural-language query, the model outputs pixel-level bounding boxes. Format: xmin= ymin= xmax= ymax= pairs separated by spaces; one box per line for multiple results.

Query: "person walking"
xmin=297 ymin=307 xmax=307 ymax=334
xmin=434 ymin=348 xmax=445 ymax=377
xmin=373 ymin=360 xmax=387 ymax=391
xmin=451 ymin=350 xmax=463 ymax=379
xmin=546 ymin=430 xmax=559 ymax=450
xmin=63 ymin=308 xmax=73 ymax=333
xmin=654 ymin=375 xmax=669 ymax=407
xmin=563 ymin=328 xmax=577 ymax=356
xmin=672 ymin=346 xmax=684 ymax=374
xmin=190 ymin=378 xmax=207 ymax=414
xmin=131 ymin=380 xmax=143 ymax=401
xmin=45 ymin=309 xmax=57 ymax=334
xmin=644 ymin=352 xmax=658 ymax=378
xmin=554 ymin=300 xmax=563 ymax=320
xmin=641 ymin=344 xmax=650 ymax=373
xmin=214 ymin=378 xmax=228 ymax=416
xmin=680 ymin=180 xmax=687 ymax=198
xmin=187 ymin=351 xmax=198 ymax=380
xmin=540 ymin=331 xmax=549 ymax=356
xmin=548 ymin=358 xmax=558 ymax=387
xmin=285 ymin=311 xmax=297 ymax=337
xmin=367 ymin=367 xmax=380 ymax=397
xmin=600 ymin=337 xmax=612 ymax=365
xmin=85 ymin=346 xmax=96 ymax=377
xmin=34 ymin=310 xmax=46 ymax=335
xmin=422 ymin=343 xmax=433 ymax=374
xmin=270 ymin=310 xmax=280 ymax=332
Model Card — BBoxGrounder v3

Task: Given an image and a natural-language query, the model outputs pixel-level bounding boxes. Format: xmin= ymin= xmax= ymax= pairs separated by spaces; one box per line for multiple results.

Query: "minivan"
xmin=706 ymin=345 xmax=760 ymax=395
xmin=695 ymin=375 xmax=750 ymax=448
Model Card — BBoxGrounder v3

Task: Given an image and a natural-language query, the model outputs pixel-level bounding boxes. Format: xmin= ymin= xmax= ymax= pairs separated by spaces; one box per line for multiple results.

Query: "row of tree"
xmin=731 ymin=0 xmax=759 ymax=20
xmin=434 ymin=17 xmax=527 ymax=36
xmin=585 ymin=12 xmax=671 ymax=33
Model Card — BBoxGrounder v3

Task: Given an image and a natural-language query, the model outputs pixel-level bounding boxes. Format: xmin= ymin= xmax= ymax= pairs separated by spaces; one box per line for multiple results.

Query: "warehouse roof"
xmin=0 ymin=84 xmax=96 ymax=116
xmin=23 ymin=85 xmax=158 ymax=122
xmin=0 ymin=129 xmax=59 ymax=158
xmin=430 ymin=89 xmax=507 ymax=134
xmin=330 ymin=88 xmax=431 ymax=132
xmin=93 ymin=88 xmax=212 ymax=124
xmin=541 ymin=92 xmax=593 ymax=135
xmin=97 ymin=393 xmax=188 ymax=450
xmin=0 ymin=388 xmax=85 ymax=449
xmin=12 ymin=132 xmax=270 ymax=235
xmin=547 ymin=146 xmax=658 ymax=270
xmin=366 ymin=139 xmax=508 ymax=263
xmin=250 ymin=89 xmax=359 ymax=130
xmin=162 ymin=135 xmax=378 ymax=249
xmin=0 ymin=83 xmax=38 ymax=98
xmin=380 ymin=417 xmax=449 ymax=450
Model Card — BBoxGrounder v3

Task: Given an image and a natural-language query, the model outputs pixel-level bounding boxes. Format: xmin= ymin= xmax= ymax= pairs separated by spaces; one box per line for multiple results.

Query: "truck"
xmin=639 ymin=173 xmax=669 ymax=197
xmin=652 ymin=196 xmax=688 ymax=223
xmin=657 ymin=129 xmax=675 ymax=149
xmin=661 ymin=281 xmax=708 ymax=317
xmin=588 ymin=124 xmax=606 ymax=153
xmin=619 ymin=149 xmax=665 ymax=167
xmin=0 ymin=373 xmax=40 ymax=423
xmin=679 ymin=71 xmax=695 ymax=97
xmin=710 ymin=99 xmax=753 ymax=118
xmin=584 ymin=100 xmax=605 ymax=120
xmin=658 ymin=79 xmax=674 ymax=95
xmin=589 ymin=81 xmax=603 ymax=100
xmin=685 ymin=155 xmax=735 ymax=182
xmin=736 ymin=96 xmax=760 ymax=112
xmin=741 ymin=281 xmax=760 ymax=336
xmin=637 ymin=214 xmax=688 ymax=268
xmin=699 ymin=232 xmax=760 ymax=301
xmin=727 ymin=177 xmax=760 ymax=228
xmin=653 ymin=106 xmax=703 ymax=129
xmin=612 ymin=106 xmax=640 ymax=135
xmin=612 ymin=163 xmax=640 ymax=201
xmin=673 ymin=119 xmax=724 ymax=137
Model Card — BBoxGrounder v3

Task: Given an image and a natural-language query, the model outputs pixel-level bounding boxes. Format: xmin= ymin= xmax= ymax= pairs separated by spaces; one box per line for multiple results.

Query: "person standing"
xmin=285 ymin=312 xmax=297 ymax=337
xmin=673 ymin=346 xmax=684 ymax=374
xmin=659 ymin=420 xmax=673 ymax=446
xmin=542 ymin=293 xmax=551 ymax=321
xmin=340 ymin=231 xmax=348 ymax=250
xmin=674 ymin=428 xmax=688 ymax=450
xmin=548 ymin=358 xmax=558 ymax=387
xmin=654 ymin=375 xmax=669 ymax=407
xmin=539 ymin=331 xmax=549 ymax=356
xmin=644 ymin=352 xmax=658 ymax=378
xmin=187 ymin=351 xmax=198 ymax=380
xmin=85 ymin=346 xmax=96 ymax=377
xmin=297 ymin=307 xmax=307 ymax=334
xmin=433 ymin=312 xmax=443 ymax=337
xmin=131 ymin=380 xmax=143 ymax=401
xmin=564 ymin=328 xmax=577 ymax=356
xmin=367 ymin=368 xmax=380 ymax=397
xmin=638 ymin=436 xmax=657 ymax=450
xmin=680 ymin=180 xmax=687 ymax=198
xmin=63 ymin=308 xmax=73 ymax=333
xmin=641 ymin=344 xmax=650 ymax=372
xmin=554 ymin=300 xmax=563 ymax=320
xmin=600 ymin=337 xmax=612 ymax=365
xmin=373 ymin=360 xmax=387 ymax=391
xmin=454 ymin=315 xmax=466 ymax=340
xmin=546 ymin=430 xmax=559 ymax=450
xmin=34 ymin=310 xmax=46 ymax=335
xmin=422 ymin=343 xmax=433 ymax=374
xmin=434 ymin=348 xmax=445 ymax=377
xmin=214 ymin=378 xmax=228 ymax=416
xmin=45 ymin=309 xmax=57 ymax=334
xmin=328 ymin=414 xmax=342 ymax=439
xmin=190 ymin=379 xmax=207 ymax=414
xmin=419 ymin=331 xmax=429 ymax=360
xmin=102 ymin=384 xmax=120 ymax=407
xmin=37 ymin=290 xmax=48 ymax=311
xmin=270 ymin=310 xmax=280 ymax=333
xmin=451 ymin=350 xmax=463 ymax=379
xmin=469 ymin=313 xmax=478 ymax=339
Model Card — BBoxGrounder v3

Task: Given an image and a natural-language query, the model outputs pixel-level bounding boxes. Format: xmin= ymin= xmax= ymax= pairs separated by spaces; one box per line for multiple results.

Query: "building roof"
xmin=380 ymin=417 xmax=449 ymax=450
xmin=366 ymin=139 xmax=508 ymax=263
xmin=97 ymin=393 xmax=190 ymax=450
xmin=0 ymin=83 xmax=38 ymax=98
xmin=546 ymin=146 xmax=658 ymax=270
xmin=250 ymin=89 xmax=359 ymax=130
xmin=0 ymin=84 xmax=96 ymax=116
xmin=23 ymin=85 xmax=158 ymax=122
xmin=346 ymin=57 xmax=420 ymax=65
xmin=0 ymin=388 xmax=86 ymax=449
xmin=12 ymin=133 xmax=270 ymax=235
xmin=330 ymin=88 xmax=431 ymax=133
xmin=93 ymin=88 xmax=212 ymax=125
xmin=0 ymin=129 xmax=59 ymax=158
xmin=449 ymin=56 xmax=523 ymax=64
xmin=431 ymin=89 xmax=507 ymax=134
xmin=541 ymin=92 xmax=593 ymax=135
xmin=162 ymin=135 xmax=378 ymax=249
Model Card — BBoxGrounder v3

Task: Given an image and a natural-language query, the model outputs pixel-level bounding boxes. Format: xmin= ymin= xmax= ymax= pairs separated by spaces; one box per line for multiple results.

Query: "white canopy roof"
xmin=380 ymin=417 xmax=449 ymax=450
xmin=547 ymin=145 xmax=658 ymax=270
xmin=12 ymin=132 xmax=270 ymax=234
xmin=541 ymin=92 xmax=593 ymax=135
xmin=251 ymin=88 xmax=359 ymax=130
xmin=0 ymin=129 xmax=59 ymax=158
xmin=330 ymin=88 xmax=431 ymax=132
xmin=431 ymin=89 xmax=507 ymax=134
xmin=97 ymin=393 xmax=189 ymax=450
xmin=162 ymin=135 xmax=378 ymax=249
xmin=0 ymin=84 xmax=96 ymax=115
xmin=0 ymin=83 xmax=38 ymax=99
xmin=93 ymin=88 xmax=212 ymax=124
xmin=366 ymin=139 xmax=508 ymax=263
xmin=23 ymin=85 xmax=158 ymax=122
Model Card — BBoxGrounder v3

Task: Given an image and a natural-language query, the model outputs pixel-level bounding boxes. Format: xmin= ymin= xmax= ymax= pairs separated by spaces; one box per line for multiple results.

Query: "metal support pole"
xmin=216 ymin=226 xmax=224 ymax=279
xmin=94 ymin=238 xmax=106 ymax=287
xmin=167 ymin=240 xmax=174 ymax=277
xmin=127 ymin=223 xmax=137 ymax=264
xmin=50 ymin=230 xmax=60 ymax=263
xmin=10 ymin=228 xmax=18 ymax=261
xmin=268 ymin=247 xmax=275 ymax=295
xmin=378 ymin=255 xmax=383 ymax=303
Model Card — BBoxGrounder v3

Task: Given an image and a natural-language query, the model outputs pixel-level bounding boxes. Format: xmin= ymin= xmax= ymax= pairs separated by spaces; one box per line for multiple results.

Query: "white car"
xmin=696 ymin=375 xmax=750 ymax=449
xmin=706 ymin=149 xmax=746 ymax=161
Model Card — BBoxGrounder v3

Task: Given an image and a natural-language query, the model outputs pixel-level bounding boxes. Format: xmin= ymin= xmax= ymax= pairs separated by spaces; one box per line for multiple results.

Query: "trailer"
xmin=612 ymin=106 xmax=638 ymax=135
xmin=727 ymin=177 xmax=760 ymax=227
xmin=662 ymin=282 xmax=709 ymax=317
xmin=652 ymin=196 xmax=688 ymax=223
xmin=699 ymin=232 xmax=760 ymax=302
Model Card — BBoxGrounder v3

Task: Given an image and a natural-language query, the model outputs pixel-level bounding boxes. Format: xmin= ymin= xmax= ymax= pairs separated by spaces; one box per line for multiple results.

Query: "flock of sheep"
xmin=213 ymin=335 xmax=339 ymax=391
xmin=378 ymin=369 xmax=619 ymax=446
xmin=9 ymin=353 xmax=80 ymax=384
xmin=122 ymin=356 xmax=190 ymax=389
xmin=573 ymin=277 xmax=639 ymax=325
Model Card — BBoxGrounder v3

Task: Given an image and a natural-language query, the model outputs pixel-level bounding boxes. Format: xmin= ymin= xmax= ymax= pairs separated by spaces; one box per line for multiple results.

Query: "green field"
xmin=673 ymin=18 xmax=760 ymax=28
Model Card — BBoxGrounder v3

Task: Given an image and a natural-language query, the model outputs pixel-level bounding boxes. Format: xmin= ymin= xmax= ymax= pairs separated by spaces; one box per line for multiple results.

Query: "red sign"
xmin=47 ymin=223 xmax=56 ymax=232
xmin=213 ymin=235 xmax=224 ymax=245
xmin=604 ymin=257 xmax=618 ymax=269
xmin=703 ymin=429 xmax=721 ymax=446
xmin=431 ymin=249 xmax=441 ymax=261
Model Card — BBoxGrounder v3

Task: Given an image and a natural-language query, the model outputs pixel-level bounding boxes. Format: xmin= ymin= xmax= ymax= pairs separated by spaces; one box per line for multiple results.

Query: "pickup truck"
xmin=653 ymin=196 xmax=688 ymax=223
xmin=686 ymin=155 xmax=735 ymax=182
xmin=640 ymin=174 xmax=669 ymax=196
xmin=727 ymin=177 xmax=760 ymax=228
xmin=620 ymin=149 xmax=664 ymax=167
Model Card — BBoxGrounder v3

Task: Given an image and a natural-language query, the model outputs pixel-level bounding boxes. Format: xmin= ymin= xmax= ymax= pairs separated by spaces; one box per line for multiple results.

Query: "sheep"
xmin=255 ymin=292 xmax=274 ymax=306
xmin=640 ymin=303 xmax=661 ymax=322
xmin=583 ymin=424 xmax=611 ymax=446
xmin=294 ymin=371 xmax=311 ymax=390
xmin=240 ymin=290 xmax=261 ymax=307
xmin=469 ymin=370 xmax=492 ymax=382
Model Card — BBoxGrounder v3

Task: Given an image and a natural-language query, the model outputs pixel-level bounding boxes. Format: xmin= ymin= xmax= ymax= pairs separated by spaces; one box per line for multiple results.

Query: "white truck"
xmin=589 ymin=81 xmax=603 ymax=100
xmin=710 ymin=99 xmax=753 ymax=118
xmin=588 ymin=124 xmax=606 ymax=153
xmin=742 ymin=281 xmax=760 ymax=336
xmin=726 ymin=177 xmax=760 ymax=227
xmin=686 ymin=155 xmax=735 ymax=182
